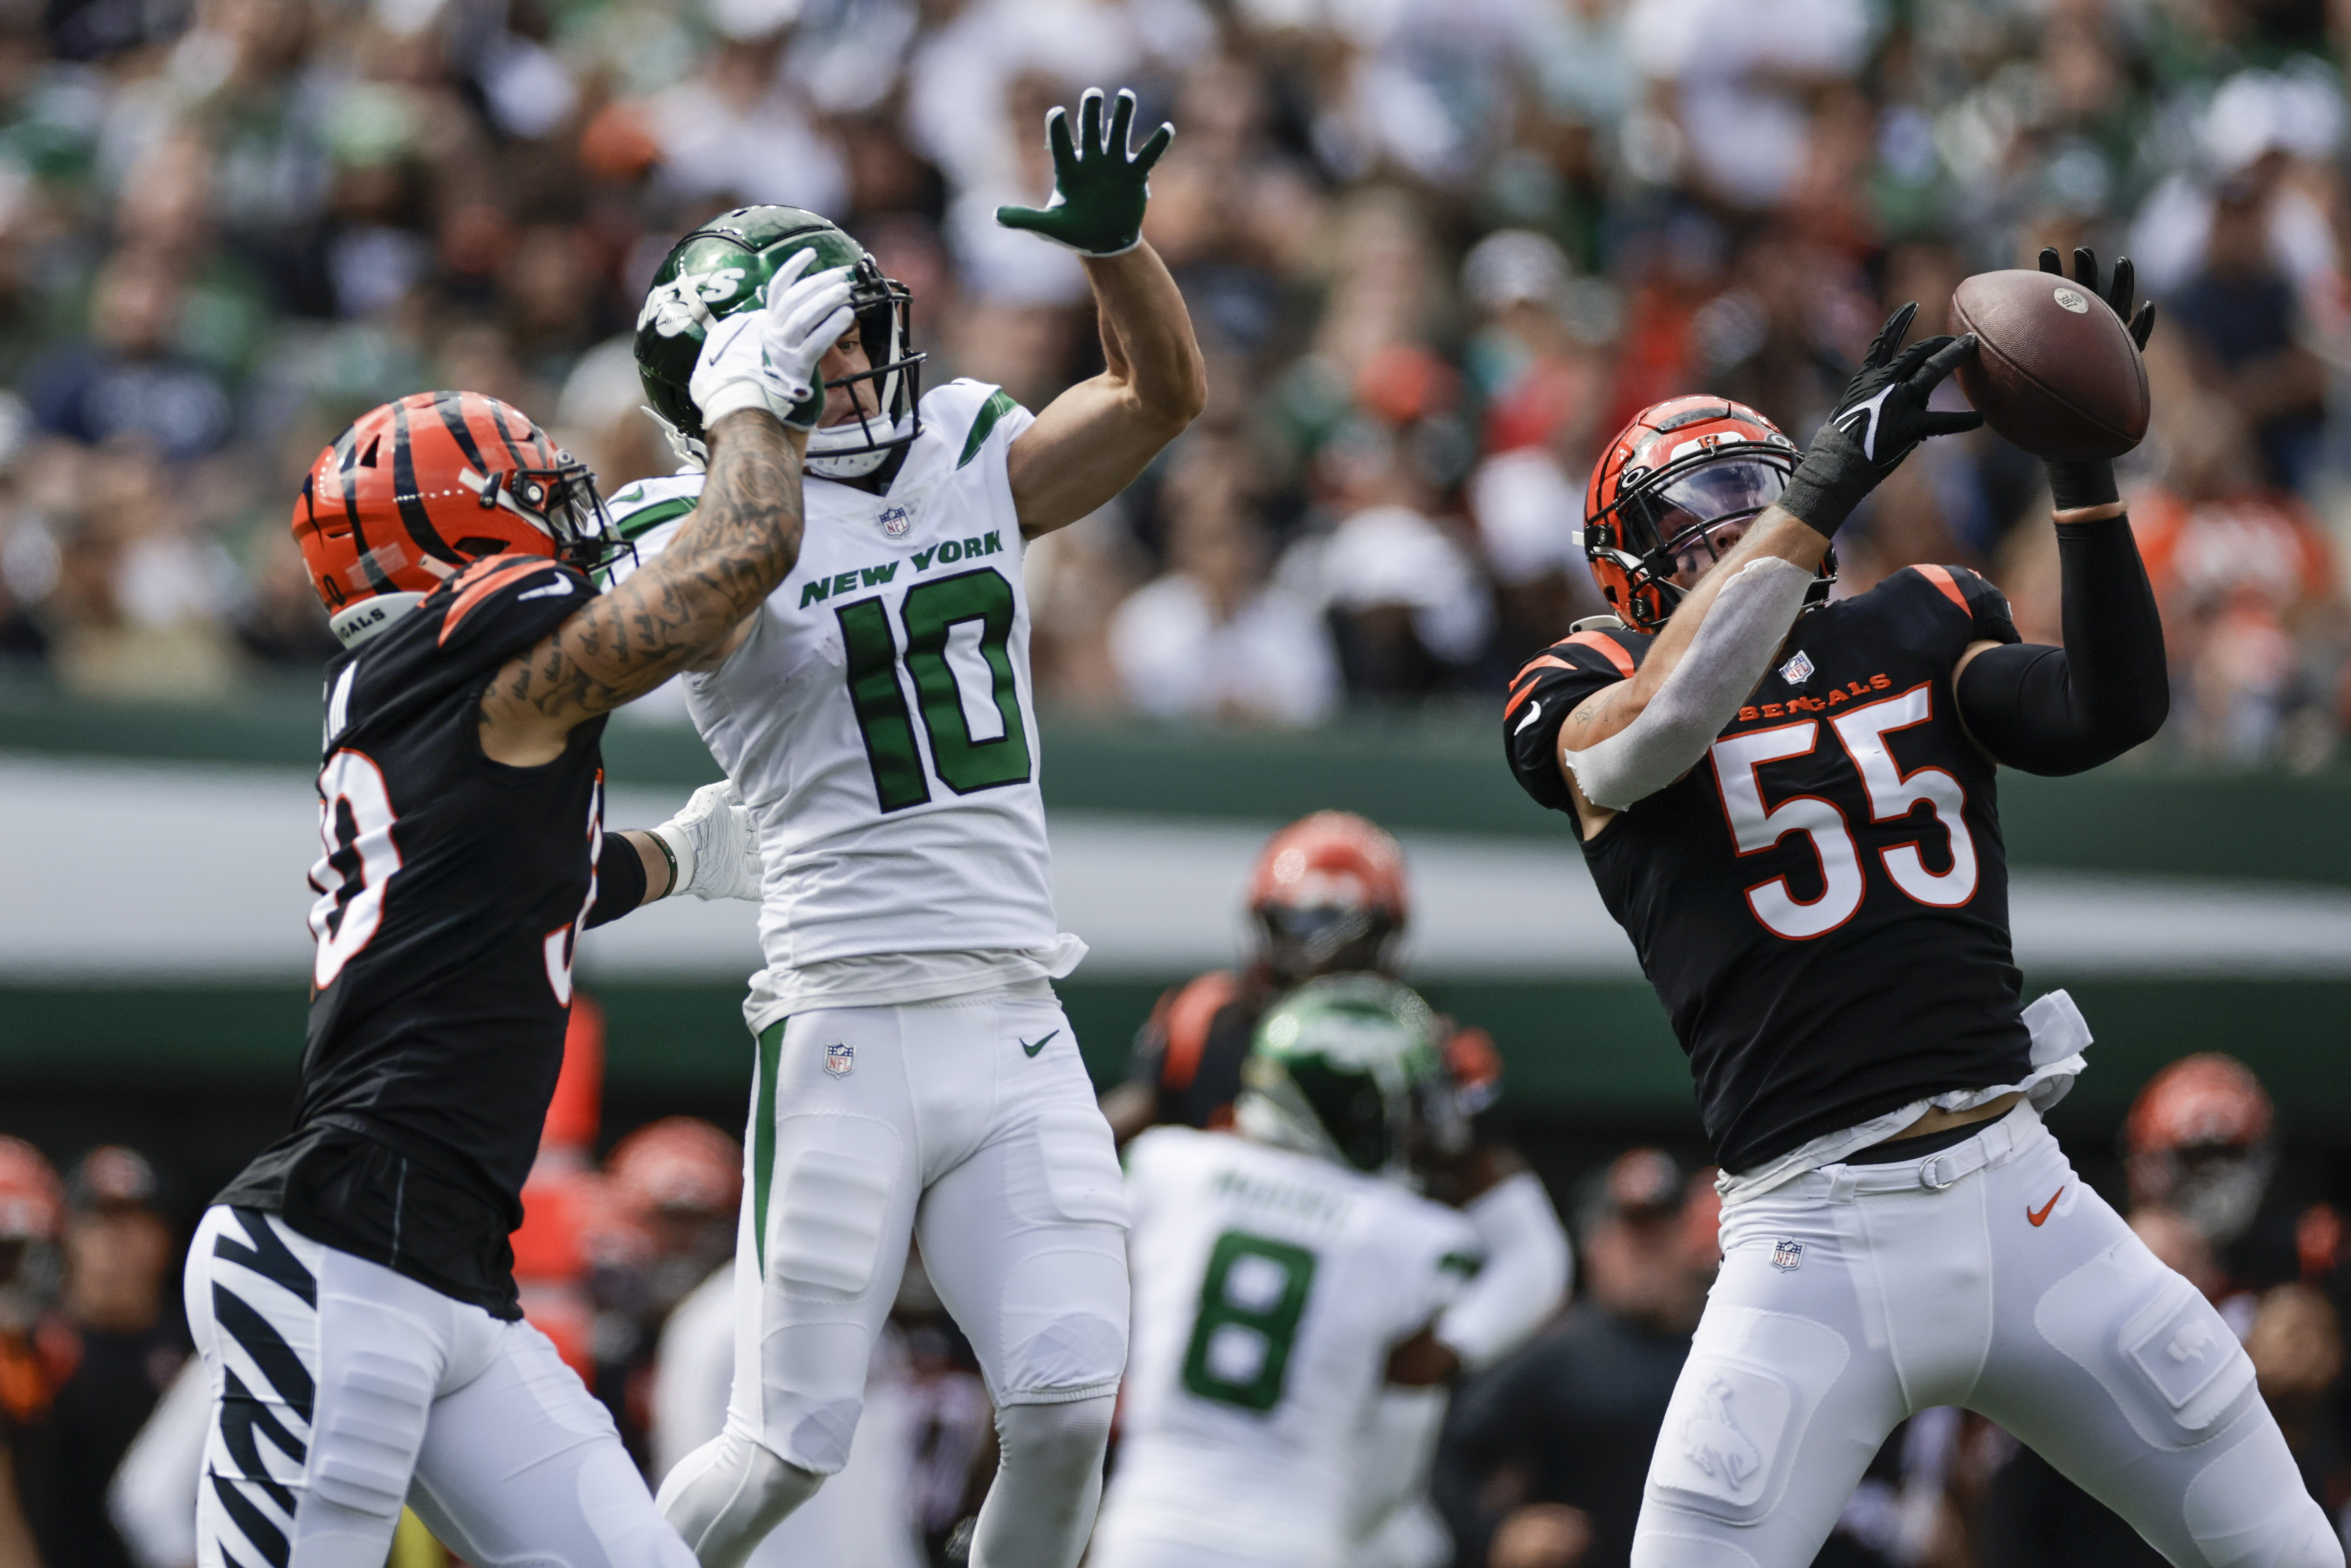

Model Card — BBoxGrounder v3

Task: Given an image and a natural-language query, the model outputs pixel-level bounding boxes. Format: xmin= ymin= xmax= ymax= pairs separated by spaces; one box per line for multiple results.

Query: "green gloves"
xmin=995 ymin=87 xmax=1173 ymax=258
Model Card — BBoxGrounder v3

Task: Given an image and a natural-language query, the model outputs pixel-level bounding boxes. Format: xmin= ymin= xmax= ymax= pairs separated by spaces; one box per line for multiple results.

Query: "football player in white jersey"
xmin=614 ymin=87 xmax=1204 ymax=1568
xmin=1094 ymin=977 xmax=1484 ymax=1568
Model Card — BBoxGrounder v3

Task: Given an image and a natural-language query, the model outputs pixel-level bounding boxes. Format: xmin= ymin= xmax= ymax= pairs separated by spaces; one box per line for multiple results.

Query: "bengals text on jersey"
xmin=1504 ymin=565 xmax=2030 ymax=1174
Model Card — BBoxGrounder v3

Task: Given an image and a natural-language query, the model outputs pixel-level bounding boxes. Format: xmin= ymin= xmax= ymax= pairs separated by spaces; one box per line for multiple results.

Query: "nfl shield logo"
xmin=1771 ymin=1238 xmax=1804 ymax=1272
xmin=1778 ymin=651 xmax=1815 ymax=687
xmin=824 ymin=1042 xmax=854 ymax=1077
xmin=877 ymin=506 xmax=911 ymax=537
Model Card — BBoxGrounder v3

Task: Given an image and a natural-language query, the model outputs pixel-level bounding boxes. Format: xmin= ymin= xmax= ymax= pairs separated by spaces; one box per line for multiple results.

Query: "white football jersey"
xmin=611 ymin=381 xmax=1074 ymax=1011
xmin=1099 ymin=1127 xmax=1481 ymax=1568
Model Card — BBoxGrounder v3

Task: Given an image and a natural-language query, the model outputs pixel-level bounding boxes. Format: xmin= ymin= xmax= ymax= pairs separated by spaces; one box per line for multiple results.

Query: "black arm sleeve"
xmin=1954 ymin=514 xmax=2169 ymax=775
xmin=585 ymin=832 xmax=649 ymax=928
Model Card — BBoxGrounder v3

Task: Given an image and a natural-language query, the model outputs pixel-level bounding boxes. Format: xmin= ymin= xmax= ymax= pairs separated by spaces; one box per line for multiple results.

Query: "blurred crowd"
xmin=4 ymin=1035 xmax=2349 ymax=1567
xmin=1 ymin=0 xmax=2350 ymax=753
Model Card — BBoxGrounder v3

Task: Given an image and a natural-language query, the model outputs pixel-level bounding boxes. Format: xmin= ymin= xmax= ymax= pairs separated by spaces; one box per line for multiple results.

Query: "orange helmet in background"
xmin=292 ymin=390 xmax=621 ymax=650
xmin=2124 ymin=1053 xmax=2277 ymax=1246
xmin=607 ymin=1117 xmax=743 ymax=1221
xmin=1246 ymin=811 xmax=1409 ymax=983
xmin=1584 ymin=396 xmax=1811 ymax=631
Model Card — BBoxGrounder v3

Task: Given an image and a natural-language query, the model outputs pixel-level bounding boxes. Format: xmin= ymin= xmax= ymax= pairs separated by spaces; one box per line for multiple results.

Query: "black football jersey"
xmin=216 ymin=555 xmax=607 ymax=1317
xmin=1505 ymin=566 xmax=2032 ymax=1175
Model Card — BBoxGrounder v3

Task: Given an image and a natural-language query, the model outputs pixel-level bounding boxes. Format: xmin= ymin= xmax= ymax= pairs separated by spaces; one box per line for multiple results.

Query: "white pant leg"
xmin=189 ymin=1205 xmax=688 ymax=1568
xmin=724 ymin=1006 xmax=927 ymax=1474
xmin=911 ymin=992 xmax=1129 ymax=1410
xmin=407 ymin=1320 xmax=696 ymax=1568
xmin=1967 ymin=1121 xmax=2339 ymax=1568
xmin=189 ymin=1204 xmax=460 ymax=1568
xmin=1630 ymin=1172 xmax=1911 ymax=1567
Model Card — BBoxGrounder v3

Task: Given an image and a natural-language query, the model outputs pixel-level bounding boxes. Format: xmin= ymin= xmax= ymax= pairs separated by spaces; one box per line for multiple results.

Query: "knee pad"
xmin=1642 ymin=1305 xmax=1851 ymax=1526
xmin=995 ymin=1246 xmax=1129 ymax=1401
xmin=655 ymin=1432 xmax=823 ymax=1568
xmin=2182 ymin=1418 xmax=2343 ymax=1568
xmin=2035 ymin=1240 xmax=2258 ymax=1452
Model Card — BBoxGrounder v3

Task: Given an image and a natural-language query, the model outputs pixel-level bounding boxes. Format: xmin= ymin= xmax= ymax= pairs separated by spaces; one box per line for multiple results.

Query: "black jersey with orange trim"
xmin=1504 ymin=566 xmax=2030 ymax=1175
xmin=216 ymin=556 xmax=607 ymax=1318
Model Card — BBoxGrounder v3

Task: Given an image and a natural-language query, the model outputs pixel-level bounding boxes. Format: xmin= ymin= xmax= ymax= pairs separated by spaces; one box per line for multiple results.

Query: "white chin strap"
xmin=644 ymin=405 xmax=708 ymax=474
xmin=806 ymin=412 xmax=908 ymax=480
xmin=328 ymin=592 xmax=427 ymax=650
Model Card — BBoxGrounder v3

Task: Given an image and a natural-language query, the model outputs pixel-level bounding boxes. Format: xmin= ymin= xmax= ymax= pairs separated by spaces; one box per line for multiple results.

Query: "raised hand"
xmin=2039 ymin=246 xmax=2156 ymax=351
xmin=690 ymin=248 xmax=854 ymax=432
xmin=995 ymin=87 xmax=1173 ymax=258
xmin=1778 ymin=303 xmax=1983 ymax=538
xmin=2036 ymin=247 xmax=2152 ymax=512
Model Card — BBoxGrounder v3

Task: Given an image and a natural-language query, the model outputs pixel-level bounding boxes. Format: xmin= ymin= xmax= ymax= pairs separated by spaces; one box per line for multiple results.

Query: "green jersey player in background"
xmin=617 ymin=87 xmax=1204 ymax=1568
xmin=1093 ymin=979 xmax=1484 ymax=1568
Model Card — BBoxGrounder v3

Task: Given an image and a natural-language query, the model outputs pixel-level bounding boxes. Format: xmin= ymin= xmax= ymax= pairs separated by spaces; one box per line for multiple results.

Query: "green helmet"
xmin=1238 ymin=975 xmax=1444 ymax=1179
xmin=633 ymin=205 xmax=923 ymax=482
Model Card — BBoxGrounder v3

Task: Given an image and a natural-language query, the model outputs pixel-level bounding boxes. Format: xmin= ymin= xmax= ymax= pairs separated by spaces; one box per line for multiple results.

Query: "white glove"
xmin=687 ymin=247 xmax=856 ymax=432
xmin=648 ymin=780 xmax=762 ymax=901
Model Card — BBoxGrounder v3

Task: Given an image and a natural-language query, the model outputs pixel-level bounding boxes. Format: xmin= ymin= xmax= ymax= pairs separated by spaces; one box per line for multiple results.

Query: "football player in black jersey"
xmin=184 ymin=254 xmax=856 ymax=1568
xmin=1504 ymin=253 xmax=2338 ymax=1567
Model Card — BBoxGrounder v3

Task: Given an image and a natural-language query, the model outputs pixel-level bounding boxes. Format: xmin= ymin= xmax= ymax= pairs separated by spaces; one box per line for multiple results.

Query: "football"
xmin=1947 ymin=268 xmax=2151 ymax=461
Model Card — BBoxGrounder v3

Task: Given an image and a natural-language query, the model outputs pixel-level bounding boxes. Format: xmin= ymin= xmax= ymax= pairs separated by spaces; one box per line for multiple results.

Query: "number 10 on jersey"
xmin=836 ymin=567 xmax=1033 ymax=811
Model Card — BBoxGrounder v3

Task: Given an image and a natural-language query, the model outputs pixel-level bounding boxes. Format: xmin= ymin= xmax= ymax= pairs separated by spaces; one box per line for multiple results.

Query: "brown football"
xmin=1947 ymin=269 xmax=2150 ymax=461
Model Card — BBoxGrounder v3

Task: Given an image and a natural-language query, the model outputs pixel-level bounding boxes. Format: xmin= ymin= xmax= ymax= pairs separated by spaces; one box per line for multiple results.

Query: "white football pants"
xmin=1631 ymin=1103 xmax=2340 ymax=1568
xmin=184 ymin=1206 xmax=692 ymax=1568
xmin=657 ymin=985 xmax=1130 ymax=1568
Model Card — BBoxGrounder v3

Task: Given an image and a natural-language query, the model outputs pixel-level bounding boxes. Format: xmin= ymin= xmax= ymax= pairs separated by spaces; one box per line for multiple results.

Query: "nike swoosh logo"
xmin=1835 ymin=384 xmax=1900 ymax=462
xmin=2027 ymin=1187 xmax=2064 ymax=1227
xmin=1513 ymin=699 xmax=1544 ymax=735
xmin=1020 ymin=1030 xmax=1060 ymax=1059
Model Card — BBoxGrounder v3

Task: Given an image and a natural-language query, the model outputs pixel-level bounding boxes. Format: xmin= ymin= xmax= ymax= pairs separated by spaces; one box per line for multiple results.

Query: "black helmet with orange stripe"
xmin=1585 ymin=396 xmax=1826 ymax=632
xmin=292 ymin=391 xmax=623 ymax=649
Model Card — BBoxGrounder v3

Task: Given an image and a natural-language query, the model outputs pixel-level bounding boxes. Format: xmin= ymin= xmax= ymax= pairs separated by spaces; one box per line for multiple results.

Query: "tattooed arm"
xmin=478 ymin=411 xmax=810 ymax=766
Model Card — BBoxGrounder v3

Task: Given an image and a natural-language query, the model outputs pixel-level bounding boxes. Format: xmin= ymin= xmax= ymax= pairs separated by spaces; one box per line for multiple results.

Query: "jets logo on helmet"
xmin=291 ymin=390 xmax=622 ymax=648
xmin=634 ymin=205 xmax=924 ymax=485
xmin=1584 ymin=396 xmax=1827 ymax=632
xmin=1237 ymin=975 xmax=1443 ymax=1181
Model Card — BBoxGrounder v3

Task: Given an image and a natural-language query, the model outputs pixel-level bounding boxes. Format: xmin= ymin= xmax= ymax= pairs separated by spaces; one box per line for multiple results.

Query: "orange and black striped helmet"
xmin=1585 ymin=396 xmax=1813 ymax=631
xmin=1246 ymin=811 xmax=1410 ymax=982
xmin=292 ymin=390 xmax=621 ymax=648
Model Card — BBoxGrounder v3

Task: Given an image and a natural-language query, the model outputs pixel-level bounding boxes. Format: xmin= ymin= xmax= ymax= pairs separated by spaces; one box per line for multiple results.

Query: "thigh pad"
xmin=1645 ymin=1305 xmax=1851 ymax=1526
xmin=2034 ymin=1238 xmax=2258 ymax=1452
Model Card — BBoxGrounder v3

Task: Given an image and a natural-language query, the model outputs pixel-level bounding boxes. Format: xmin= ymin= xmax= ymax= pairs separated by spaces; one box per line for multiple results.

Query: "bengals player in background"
xmin=1503 ymin=255 xmax=2337 ymax=1565
xmin=182 ymin=253 xmax=854 ymax=1568
xmin=1104 ymin=811 xmax=1569 ymax=1568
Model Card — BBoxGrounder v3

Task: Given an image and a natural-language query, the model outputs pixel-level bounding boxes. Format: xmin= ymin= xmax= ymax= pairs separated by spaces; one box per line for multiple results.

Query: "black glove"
xmin=2037 ymin=246 xmax=2158 ymax=514
xmin=1778 ymin=303 xmax=1983 ymax=540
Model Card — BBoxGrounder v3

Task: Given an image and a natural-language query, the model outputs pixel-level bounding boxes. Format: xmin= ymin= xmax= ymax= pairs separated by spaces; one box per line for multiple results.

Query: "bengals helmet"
xmin=292 ymin=391 xmax=621 ymax=650
xmin=1247 ymin=811 xmax=1409 ymax=982
xmin=2124 ymin=1053 xmax=2276 ymax=1246
xmin=1585 ymin=396 xmax=1821 ymax=631
xmin=607 ymin=1117 xmax=743 ymax=1220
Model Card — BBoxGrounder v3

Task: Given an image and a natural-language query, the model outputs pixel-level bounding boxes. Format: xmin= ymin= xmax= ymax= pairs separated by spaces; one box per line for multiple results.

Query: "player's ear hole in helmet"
xmin=1584 ymin=396 xmax=1832 ymax=632
xmin=291 ymin=390 xmax=625 ymax=649
xmin=633 ymin=205 xmax=924 ymax=489
xmin=1236 ymin=976 xmax=1444 ymax=1181
xmin=1246 ymin=812 xmax=1410 ymax=984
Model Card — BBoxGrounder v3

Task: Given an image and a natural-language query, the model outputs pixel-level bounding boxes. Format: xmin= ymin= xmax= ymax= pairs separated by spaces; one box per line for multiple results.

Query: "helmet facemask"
xmin=806 ymin=265 xmax=923 ymax=482
xmin=460 ymin=453 xmax=630 ymax=581
xmin=1589 ymin=445 xmax=1815 ymax=631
